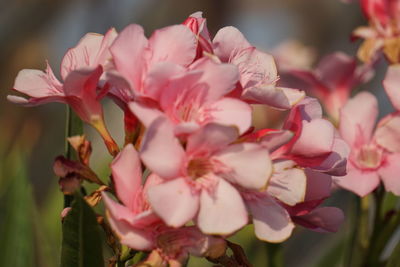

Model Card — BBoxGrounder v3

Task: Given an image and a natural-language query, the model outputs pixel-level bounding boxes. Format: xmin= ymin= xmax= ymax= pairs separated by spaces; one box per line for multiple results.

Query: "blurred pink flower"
xmin=334 ymin=92 xmax=400 ymax=196
xmin=353 ymin=0 xmax=400 ymax=63
xmin=279 ymin=52 xmax=375 ymax=122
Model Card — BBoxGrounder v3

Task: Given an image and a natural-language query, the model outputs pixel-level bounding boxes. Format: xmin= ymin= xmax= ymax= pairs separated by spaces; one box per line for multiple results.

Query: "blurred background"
xmin=0 ymin=0 xmax=392 ymax=266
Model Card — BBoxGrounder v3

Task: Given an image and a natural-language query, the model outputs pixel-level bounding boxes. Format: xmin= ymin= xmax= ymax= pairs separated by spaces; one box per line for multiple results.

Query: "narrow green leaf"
xmin=61 ymin=193 xmax=104 ymax=267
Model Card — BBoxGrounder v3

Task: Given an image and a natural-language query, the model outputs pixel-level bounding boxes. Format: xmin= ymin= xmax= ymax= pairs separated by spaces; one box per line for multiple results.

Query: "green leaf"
xmin=60 ymin=193 xmax=104 ymax=267
xmin=0 ymin=150 xmax=34 ymax=267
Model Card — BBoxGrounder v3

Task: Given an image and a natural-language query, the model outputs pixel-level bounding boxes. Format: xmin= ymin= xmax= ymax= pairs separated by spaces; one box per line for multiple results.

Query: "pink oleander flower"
xmin=182 ymin=13 xmax=305 ymax=109
xmin=270 ymin=97 xmax=349 ymax=176
xmin=8 ymin=28 xmax=117 ymax=123
xmin=130 ymin=57 xmax=252 ymax=135
xmin=334 ymin=92 xmax=400 ymax=196
xmin=353 ymin=0 xmax=400 ymax=63
xmin=137 ymin=117 xmax=272 ymax=235
xmin=279 ymin=52 xmax=375 ymax=122
xmin=8 ymin=29 xmax=119 ymax=155
xmin=102 ymin=144 xmax=225 ymax=266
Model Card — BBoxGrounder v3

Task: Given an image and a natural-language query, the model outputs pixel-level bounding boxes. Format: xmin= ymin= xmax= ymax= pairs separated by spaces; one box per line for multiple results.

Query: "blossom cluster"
xmin=8 ymin=7 xmax=400 ymax=265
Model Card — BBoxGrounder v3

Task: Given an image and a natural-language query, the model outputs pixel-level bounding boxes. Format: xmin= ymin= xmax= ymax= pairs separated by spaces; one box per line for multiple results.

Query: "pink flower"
xmin=279 ymin=52 xmax=375 ymax=122
xmin=137 ymin=117 xmax=272 ymax=235
xmin=353 ymin=0 xmax=400 ymax=63
xmin=8 ymin=29 xmax=117 ymax=122
xmin=130 ymin=57 xmax=252 ymax=135
xmin=334 ymin=92 xmax=400 ymax=196
xmin=102 ymin=144 xmax=225 ymax=265
xmin=8 ymin=29 xmax=119 ymax=155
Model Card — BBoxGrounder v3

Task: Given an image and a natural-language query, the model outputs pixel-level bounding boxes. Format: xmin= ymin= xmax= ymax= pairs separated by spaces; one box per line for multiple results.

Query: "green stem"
xmin=265 ymin=243 xmax=283 ymax=267
xmin=345 ymin=195 xmax=370 ymax=267
xmin=64 ymin=107 xmax=83 ymax=208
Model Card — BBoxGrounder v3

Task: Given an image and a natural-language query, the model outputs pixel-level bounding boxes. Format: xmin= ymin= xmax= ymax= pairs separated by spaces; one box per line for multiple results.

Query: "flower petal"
xmin=378 ymin=153 xmax=400 ymax=196
xmin=247 ymin=195 xmax=294 ymax=243
xmin=102 ymin=193 xmax=154 ymax=251
xmin=339 ymin=92 xmax=378 ymax=146
xmin=294 ymin=207 xmax=344 ymax=232
xmin=140 ymin=117 xmax=185 ymax=179
xmin=198 ymin=178 xmax=248 ymax=235
xmin=149 ymin=25 xmax=197 ymax=66
xmin=383 ymin=59 xmax=400 ymax=111
xmin=111 ymin=144 xmax=142 ymax=210
xmin=186 ymin=123 xmax=239 ymax=156
xmin=209 ymin=97 xmax=252 ymax=134
xmin=375 ymin=113 xmax=400 ymax=153
xmin=291 ymin=119 xmax=334 ymax=157
xmin=333 ymin=163 xmax=380 ymax=197
xmin=147 ymin=178 xmax=199 ymax=227
xmin=215 ymin=143 xmax=272 ymax=190
xmin=213 ymin=26 xmax=251 ymax=62
xmin=110 ymin=24 xmax=148 ymax=91
xmin=267 ymin=166 xmax=307 ymax=206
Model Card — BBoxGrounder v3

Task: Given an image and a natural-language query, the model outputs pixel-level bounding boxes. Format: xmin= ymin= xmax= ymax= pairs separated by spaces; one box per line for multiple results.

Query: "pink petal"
xmin=129 ymin=102 xmax=164 ymax=128
xmin=267 ymin=165 xmax=307 ymax=206
xmin=140 ymin=117 xmax=185 ymax=179
xmin=189 ymin=58 xmax=239 ymax=102
xmin=110 ymin=24 xmax=148 ymax=92
xmin=197 ymin=178 xmax=248 ymax=235
xmin=208 ymin=97 xmax=252 ymax=134
xmin=375 ymin=113 xmax=400 ymax=153
xmin=313 ymin=137 xmax=350 ymax=176
xmin=333 ymin=163 xmax=380 ymax=197
xmin=102 ymin=193 xmax=154 ymax=250
xmin=315 ymin=52 xmax=356 ymax=90
xmin=186 ymin=123 xmax=239 ymax=156
xmin=213 ymin=26 xmax=251 ymax=62
xmin=111 ymin=144 xmax=142 ymax=210
xmin=294 ymin=207 xmax=344 ymax=232
xmin=63 ymin=66 xmax=103 ymax=123
xmin=61 ymin=33 xmax=103 ymax=80
xmin=378 ymin=153 xmax=400 ymax=196
xmin=215 ymin=143 xmax=272 ymax=190
xmin=242 ymin=85 xmax=305 ymax=109
xmin=143 ymin=62 xmax=186 ymax=100
xmin=260 ymin=130 xmax=294 ymax=152
xmin=232 ymin=48 xmax=277 ymax=89
xmin=304 ymin=169 xmax=333 ymax=201
xmin=247 ymin=195 xmax=294 ymax=242
xmin=12 ymin=65 xmax=63 ymax=99
xmin=291 ymin=119 xmax=334 ymax=157
xmin=147 ymin=178 xmax=199 ymax=227
xmin=149 ymin=25 xmax=197 ymax=66
xmin=339 ymin=92 xmax=378 ymax=146
xmin=383 ymin=65 xmax=400 ymax=110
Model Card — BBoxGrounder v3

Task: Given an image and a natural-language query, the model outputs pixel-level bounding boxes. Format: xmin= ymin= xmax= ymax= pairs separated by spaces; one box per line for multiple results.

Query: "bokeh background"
xmin=0 ymin=0 xmax=392 ymax=266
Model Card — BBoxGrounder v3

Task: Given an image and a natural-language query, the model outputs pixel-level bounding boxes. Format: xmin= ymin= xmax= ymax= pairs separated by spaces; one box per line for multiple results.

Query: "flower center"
xmin=187 ymin=157 xmax=213 ymax=180
xmin=355 ymin=144 xmax=383 ymax=170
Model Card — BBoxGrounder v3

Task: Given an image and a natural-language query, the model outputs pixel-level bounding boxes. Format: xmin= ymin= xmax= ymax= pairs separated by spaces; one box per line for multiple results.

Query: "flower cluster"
xmin=9 ymin=12 xmax=354 ymax=266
